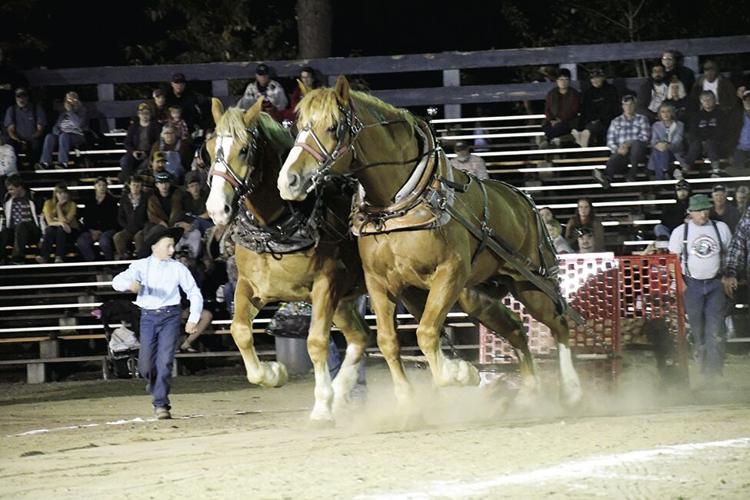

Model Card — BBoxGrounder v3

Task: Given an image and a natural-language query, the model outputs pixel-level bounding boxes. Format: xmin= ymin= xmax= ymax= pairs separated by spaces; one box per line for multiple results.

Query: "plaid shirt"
xmin=606 ymin=113 xmax=651 ymax=152
xmin=726 ymin=208 xmax=750 ymax=278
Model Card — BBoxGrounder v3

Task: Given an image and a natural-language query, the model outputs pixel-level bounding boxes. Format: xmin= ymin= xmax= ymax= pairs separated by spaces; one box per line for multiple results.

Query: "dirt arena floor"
xmin=2 ymin=353 xmax=750 ymax=499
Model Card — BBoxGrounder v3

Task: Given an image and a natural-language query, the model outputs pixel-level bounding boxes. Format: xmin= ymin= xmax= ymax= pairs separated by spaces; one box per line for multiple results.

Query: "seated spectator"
xmin=661 ymin=50 xmax=695 ymax=92
xmin=76 ymin=177 xmax=118 ymax=261
xmin=734 ymin=185 xmax=750 ymax=215
xmin=575 ymin=227 xmax=603 ymax=253
xmin=3 ymin=87 xmax=46 ymax=166
xmin=684 ymin=90 xmax=729 ymax=174
xmin=0 ymin=135 xmax=17 ymax=201
xmin=37 ymin=182 xmax=79 ymax=263
xmin=731 ymin=90 xmax=750 ymax=169
xmin=710 ymin=184 xmax=740 ymax=233
xmin=647 ymin=103 xmax=688 ymax=180
xmin=637 ymin=62 xmax=668 ymax=123
xmin=594 ymin=94 xmax=650 ymax=187
xmin=689 ymin=59 xmax=738 ymax=116
xmin=573 ymin=67 xmax=619 ymax=147
xmin=654 ymin=179 xmax=691 ymax=236
xmin=279 ymin=66 xmax=322 ymax=123
xmin=148 ymin=171 xmax=201 ymax=258
xmin=450 ymin=141 xmax=489 ymax=179
xmin=665 ymin=75 xmax=689 ymax=122
xmin=150 ymin=125 xmax=186 ymax=183
xmin=182 ymin=171 xmax=213 ymax=235
xmin=564 ymin=198 xmax=605 ymax=250
xmin=139 ymin=150 xmax=168 ymax=189
xmin=38 ymin=91 xmax=88 ymax=169
xmin=236 ymin=63 xmax=288 ymax=121
xmin=541 ymin=68 xmax=580 ymax=147
xmin=166 ymin=72 xmax=210 ymax=135
xmin=119 ymin=102 xmax=161 ymax=182
xmin=546 ymin=219 xmax=574 ymax=254
xmin=0 ymin=175 xmax=40 ymax=264
xmin=167 ymin=104 xmax=191 ymax=144
xmin=149 ymin=87 xmax=169 ymax=124
xmin=113 ymin=175 xmax=150 ymax=259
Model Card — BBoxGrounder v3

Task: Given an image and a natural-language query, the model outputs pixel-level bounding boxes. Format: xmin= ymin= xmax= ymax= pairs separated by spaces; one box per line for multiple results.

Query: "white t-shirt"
xmin=668 ymin=220 xmax=732 ymax=279
xmin=703 ymin=79 xmax=720 ymax=104
xmin=0 ymin=144 xmax=17 ymax=177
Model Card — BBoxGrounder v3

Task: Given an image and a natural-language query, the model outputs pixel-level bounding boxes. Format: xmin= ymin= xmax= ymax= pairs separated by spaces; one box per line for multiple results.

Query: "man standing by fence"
xmin=112 ymin=225 xmax=203 ymax=419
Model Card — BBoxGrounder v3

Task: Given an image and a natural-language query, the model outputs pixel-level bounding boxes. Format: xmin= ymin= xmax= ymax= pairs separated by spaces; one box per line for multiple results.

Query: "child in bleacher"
xmin=167 ymin=105 xmax=190 ymax=143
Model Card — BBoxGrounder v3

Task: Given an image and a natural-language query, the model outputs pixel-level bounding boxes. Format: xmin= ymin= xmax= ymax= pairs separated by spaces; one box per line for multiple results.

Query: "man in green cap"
xmin=668 ymin=193 xmax=732 ymax=382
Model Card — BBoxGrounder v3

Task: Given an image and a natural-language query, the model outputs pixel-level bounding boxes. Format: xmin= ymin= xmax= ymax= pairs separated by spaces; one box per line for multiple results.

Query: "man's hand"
xmin=185 ymin=322 xmax=198 ymax=334
xmin=129 ymin=281 xmax=142 ymax=294
xmin=176 ymin=222 xmax=192 ymax=231
xmin=722 ymin=277 xmax=738 ymax=298
xmin=617 ymin=143 xmax=630 ymax=156
xmin=90 ymin=229 xmax=101 ymax=241
xmin=655 ymin=142 xmax=669 ymax=152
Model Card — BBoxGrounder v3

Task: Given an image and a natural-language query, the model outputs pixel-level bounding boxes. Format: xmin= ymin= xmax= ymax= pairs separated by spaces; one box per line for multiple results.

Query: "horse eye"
xmin=327 ymin=125 xmax=337 ymax=134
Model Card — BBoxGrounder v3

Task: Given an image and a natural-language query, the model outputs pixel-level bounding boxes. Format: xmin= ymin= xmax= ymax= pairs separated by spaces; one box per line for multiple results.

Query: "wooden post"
xmin=97 ymin=83 xmax=115 ymax=132
xmin=683 ymin=56 xmax=699 ymax=73
xmin=443 ymin=69 xmax=460 ymax=119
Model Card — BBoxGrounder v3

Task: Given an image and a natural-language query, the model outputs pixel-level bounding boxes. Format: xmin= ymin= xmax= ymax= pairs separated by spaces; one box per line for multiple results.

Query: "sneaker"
xmin=53 ymin=162 xmax=66 ymax=170
xmin=35 ymin=255 xmax=46 ymax=264
xmin=35 ymin=162 xmax=50 ymax=170
xmin=54 ymin=256 xmax=63 ymax=263
xmin=154 ymin=406 xmax=171 ymax=420
xmin=592 ymin=170 xmax=611 ymax=189
xmin=178 ymin=345 xmax=198 ymax=353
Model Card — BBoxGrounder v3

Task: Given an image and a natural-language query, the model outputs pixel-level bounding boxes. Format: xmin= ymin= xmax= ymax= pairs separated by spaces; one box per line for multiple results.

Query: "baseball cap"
xmin=621 ymin=94 xmax=636 ymax=103
xmin=137 ymin=102 xmax=151 ymax=113
xmin=185 ymin=170 xmax=202 ymax=185
xmin=712 ymin=184 xmax=727 ymax=193
xmin=742 ymin=90 xmax=750 ymax=99
xmin=14 ymin=87 xmax=28 ymax=97
xmin=576 ymin=227 xmax=593 ymax=237
xmin=152 ymin=151 xmax=167 ymax=163
xmin=589 ymin=67 xmax=605 ymax=78
xmin=255 ymin=63 xmax=269 ymax=75
xmin=154 ymin=171 xmax=173 ymax=183
xmin=172 ymin=72 xmax=186 ymax=83
xmin=675 ymin=179 xmax=690 ymax=191
xmin=454 ymin=141 xmax=470 ymax=151
xmin=152 ymin=88 xmax=165 ymax=98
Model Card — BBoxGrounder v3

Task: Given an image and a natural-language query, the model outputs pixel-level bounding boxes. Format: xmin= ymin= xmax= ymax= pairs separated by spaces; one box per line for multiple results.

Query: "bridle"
xmin=207 ymin=126 xmax=262 ymax=209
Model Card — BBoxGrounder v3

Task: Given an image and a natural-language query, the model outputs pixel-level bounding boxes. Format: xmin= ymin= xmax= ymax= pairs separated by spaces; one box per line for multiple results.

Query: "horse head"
xmin=205 ymin=97 xmax=291 ymax=226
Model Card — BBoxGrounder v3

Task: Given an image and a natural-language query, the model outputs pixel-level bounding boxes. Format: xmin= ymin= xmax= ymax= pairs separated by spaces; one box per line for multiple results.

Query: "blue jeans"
xmin=41 ymin=132 xmax=85 ymax=165
xmin=139 ymin=305 xmax=182 ymax=409
xmin=683 ymin=276 xmax=727 ymax=376
xmin=76 ymin=229 xmax=115 ymax=261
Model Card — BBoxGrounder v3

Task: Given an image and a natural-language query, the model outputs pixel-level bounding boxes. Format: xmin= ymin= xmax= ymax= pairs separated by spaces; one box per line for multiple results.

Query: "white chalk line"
xmin=357 ymin=437 xmax=750 ymax=499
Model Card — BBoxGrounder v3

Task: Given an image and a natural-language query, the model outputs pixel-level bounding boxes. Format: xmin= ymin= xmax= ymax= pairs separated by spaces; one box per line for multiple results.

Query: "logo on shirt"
xmin=691 ymin=235 xmax=719 ymax=259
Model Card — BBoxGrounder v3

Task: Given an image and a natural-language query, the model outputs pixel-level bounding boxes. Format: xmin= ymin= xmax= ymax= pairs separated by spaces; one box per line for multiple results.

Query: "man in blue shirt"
xmin=112 ymin=225 xmax=203 ymax=419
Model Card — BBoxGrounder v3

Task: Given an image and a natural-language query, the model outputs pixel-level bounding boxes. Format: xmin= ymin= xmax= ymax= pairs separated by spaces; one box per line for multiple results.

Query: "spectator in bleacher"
xmin=730 ymin=90 xmax=750 ymax=169
xmin=112 ymin=224 xmax=203 ymax=419
xmin=684 ymin=90 xmax=729 ymax=175
xmin=165 ymin=72 xmax=209 ymax=135
xmin=148 ymin=171 xmax=201 ymax=259
xmin=114 ymin=175 xmax=150 ymax=260
xmin=279 ymin=66 xmax=321 ymax=123
xmin=648 ymin=102 xmax=688 ymax=181
xmin=723 ymin=204 xmax=750 ymax=317
xmin=38 ymin=91 xmax=88 ymax=170
xmin=654 ymin=179 xmax=691 ymax=237
xmin=546 ymin=218 xmax=574 ymax=254
xmin=75 ymin=177 xmax=118 ymax=261
xmin=0 ymin=48 xmax=27 ymax=115
xmin=710 ymin=184 xmax=740 ymax=233
xmin=237 ymin=63 xmax=288 ymax=122
xmin=594 ymin=94 xmax=650 ymax=187
xmin=669 ymin=193 xmax=732 ymax=381
xmin=450 ymin=141 xmax=489 ymax=179
xmin=734 ymin=185 xmax=750 ymax=215
xmin=151 ymin=125 xmax=187 ymax=183
xmin=637 ymin=63 xmax=669 ymax=123
xmin=665 ymin=75 xmax=689 ymax=123
xmin=0 ymin=135 xmax=17 ymax=202
xmin=573 ymin=67 xmax=620 ymax=148
xmin=0 ymin=175 xmax=39 ymax=265
xmin=167 ymin=104 xmax=191 ymax=144
xmin=564 ymin=198 xmax=605 ymax=251
xmin=37 ymin=182 xmax=79 ymax=263
xmin=182 ymin=170 xmax=213 ymax=235
xmin=149 ymin=87 xmax=169 ymax=124
xmin=139 ymin=150 xmax=168 ymax=190
xmin=119 ymin=102 xmax=161 ymax=183
xmin=3 ymin=87 xmax=46 ymax=166
xmin=540 ymin=68 xmax=580 ymax=148
xmin=574 ymin=227 xmax=603 ymax=253
xmin=661 ymin=50 xmax=695 ymax=92
xmin=689 ymin=60 xmax=738 ymax=116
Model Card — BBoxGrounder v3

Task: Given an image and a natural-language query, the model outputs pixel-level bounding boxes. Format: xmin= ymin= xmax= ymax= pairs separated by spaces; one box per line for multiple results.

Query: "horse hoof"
xmin=308 ymin=415 xmax=335 ymax=429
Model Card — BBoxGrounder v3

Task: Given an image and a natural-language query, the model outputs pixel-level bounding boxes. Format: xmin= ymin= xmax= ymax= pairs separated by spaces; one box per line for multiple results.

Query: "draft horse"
xmin=278 ymin=77 xmax=583 ymax=408
xmin=204 ymin=97 xmax=370 ymax=422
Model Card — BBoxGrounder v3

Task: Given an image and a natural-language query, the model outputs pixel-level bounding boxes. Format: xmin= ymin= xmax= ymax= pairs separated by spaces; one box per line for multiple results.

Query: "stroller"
xmin=100 ymin=300 xmax=141 ymax=379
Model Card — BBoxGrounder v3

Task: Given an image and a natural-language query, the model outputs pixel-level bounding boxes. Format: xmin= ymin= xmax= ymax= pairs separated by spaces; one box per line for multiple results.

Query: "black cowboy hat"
xmin=145 ymin=225 xmax=184 ymax=249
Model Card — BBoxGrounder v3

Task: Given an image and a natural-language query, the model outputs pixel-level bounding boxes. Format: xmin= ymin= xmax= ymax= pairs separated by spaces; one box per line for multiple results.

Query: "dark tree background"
xmin=0 ymin=0 xmax=747 ymax=69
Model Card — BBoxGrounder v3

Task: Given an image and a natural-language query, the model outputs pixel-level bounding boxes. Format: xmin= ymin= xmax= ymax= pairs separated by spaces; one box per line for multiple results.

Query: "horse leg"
xmin=231 ymin=278 xmax=288 ymax=388
xmin=513 ymin=282 xmax=583 ymax=407
xmin=457 ymin=284 xmax=540 ymax=401
xmin=330 ymin=296 xmax=369 ymax=413
xmin=366 ymin=276 xmax=414 ymax=409
xmin=307 ymin=278 xmax=339 ymax=423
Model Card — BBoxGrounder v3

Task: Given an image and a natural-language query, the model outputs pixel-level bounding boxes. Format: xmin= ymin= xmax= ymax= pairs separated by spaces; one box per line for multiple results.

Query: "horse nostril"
xmin=288 ymin=173 xmax=300 ymax=188
xmin=223 ymin=205 xmax=230 ymax=214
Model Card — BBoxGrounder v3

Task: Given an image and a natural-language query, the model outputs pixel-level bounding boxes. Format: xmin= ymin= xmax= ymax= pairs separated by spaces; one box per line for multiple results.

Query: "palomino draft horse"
xmin=278 ymin=77 xmax=583 ymax=408
xmin=205 ymin=97 xmax=370 ymax=422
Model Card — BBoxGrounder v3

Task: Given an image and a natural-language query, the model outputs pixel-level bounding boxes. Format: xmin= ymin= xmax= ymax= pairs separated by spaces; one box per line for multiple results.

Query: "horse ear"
xmin=334 ymin=75 xmax=351 ymax=104
xmin=297 ymin=78 xmax=311 ymax=96
xmin=243 ymin=97 xmax=264 ymax=127
xmin=211 ymin=98 xmax=225 ymax=125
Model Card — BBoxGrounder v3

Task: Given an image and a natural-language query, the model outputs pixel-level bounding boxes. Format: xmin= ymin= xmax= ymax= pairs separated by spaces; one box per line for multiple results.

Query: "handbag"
xmin=265 ymin=301 xmax=312 ymax=339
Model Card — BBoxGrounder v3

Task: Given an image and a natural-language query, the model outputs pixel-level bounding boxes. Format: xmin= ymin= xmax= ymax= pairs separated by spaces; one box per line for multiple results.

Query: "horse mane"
xmin=296 ymin=88 xmax=417 ymax=131
xmin=215 ymin=107 xmax=293 ymax=152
